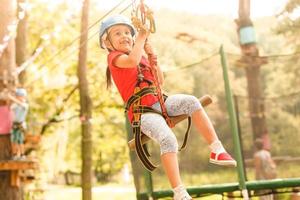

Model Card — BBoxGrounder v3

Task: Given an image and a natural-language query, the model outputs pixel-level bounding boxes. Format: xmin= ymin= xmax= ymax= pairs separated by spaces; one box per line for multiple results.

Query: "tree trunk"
xmin=15 ymin=0 xmax=28 ymax=85
xmin=0 ymin=0 xmax=16 ymax=92
xmin=237 ymin=0 xmax=269 ymax=147
xmin=0 ymin=0 xmax=23 ymax=199
xmin=245 ymin=64 xmax=268 ymax=140
xmin=77 ymin=0 xmax=92 ymax=200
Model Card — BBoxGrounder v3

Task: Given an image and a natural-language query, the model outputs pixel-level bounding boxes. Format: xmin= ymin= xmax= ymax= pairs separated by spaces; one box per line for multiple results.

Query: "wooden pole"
xmin=16 ymin=0 xmax=28 ymax=85
xmin=0 ymin=0 xmax=24 ymax=199
xmin=77 ymin=0 xmax=92 ymax=200
xmin=236 ymin=0 xmax=269 ymax=148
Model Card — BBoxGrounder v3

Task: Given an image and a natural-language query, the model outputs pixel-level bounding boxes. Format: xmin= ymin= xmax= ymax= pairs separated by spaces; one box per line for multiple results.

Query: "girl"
xmin=100 ymin=15 xmax=236 ymax=200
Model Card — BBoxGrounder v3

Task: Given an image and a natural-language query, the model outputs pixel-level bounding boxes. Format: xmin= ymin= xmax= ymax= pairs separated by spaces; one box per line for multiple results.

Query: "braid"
xmin=106 ymin=66 xmax=112 ymax=89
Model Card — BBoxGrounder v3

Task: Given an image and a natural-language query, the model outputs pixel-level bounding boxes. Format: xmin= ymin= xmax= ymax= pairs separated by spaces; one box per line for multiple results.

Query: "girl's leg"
xmin=162 ymin=94 xmax=236 ymax=166
xmin=161 ymin=153 xmax=192 ymax=200
xmin=141 ymin=113 xmax=192 ymax=199
xmin=191 ymin=108 xmax=218 ymax=144
xmin=161 ymin=152 xmax=181 ymax=188
xmin=191 ymin=108 xmax=236 ymax=166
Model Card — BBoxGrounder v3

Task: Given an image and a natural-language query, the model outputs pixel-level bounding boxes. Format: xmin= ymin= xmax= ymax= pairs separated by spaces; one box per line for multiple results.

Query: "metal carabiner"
xmin=131 ymin=0 xmax=156 ymax=33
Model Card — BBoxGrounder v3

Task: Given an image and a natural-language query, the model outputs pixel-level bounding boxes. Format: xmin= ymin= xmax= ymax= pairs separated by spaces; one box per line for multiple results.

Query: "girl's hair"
xmin=106 ymin=66 xmax=112 ymax=89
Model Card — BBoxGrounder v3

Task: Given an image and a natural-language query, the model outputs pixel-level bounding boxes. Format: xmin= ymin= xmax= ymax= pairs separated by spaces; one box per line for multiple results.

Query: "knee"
xmin=187 ymin=95 xmax=202 ymax=114
xmin=190 ymin=95 xmax=200 ymax=105
xmin=160 ymin=133 xmax=178 ymax=154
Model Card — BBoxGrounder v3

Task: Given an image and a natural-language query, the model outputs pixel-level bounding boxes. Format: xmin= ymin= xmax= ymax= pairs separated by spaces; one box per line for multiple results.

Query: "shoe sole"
xmin=209 ymin=159 xmax=237 ymax=167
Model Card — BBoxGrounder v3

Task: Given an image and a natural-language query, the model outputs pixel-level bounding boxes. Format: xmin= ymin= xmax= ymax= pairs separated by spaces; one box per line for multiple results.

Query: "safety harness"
xmin=125 ymin=63 xmax=192 ymax=171
xmin=123 ymin=0 xmax=193 ymax=171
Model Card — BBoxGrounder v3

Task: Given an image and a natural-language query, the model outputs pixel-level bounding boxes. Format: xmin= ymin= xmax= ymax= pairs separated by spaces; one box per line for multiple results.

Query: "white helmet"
xmin=99 ymin=15 xmax=135 ymax=49
xmin=16 ymin=88 xmax=27 ymax=97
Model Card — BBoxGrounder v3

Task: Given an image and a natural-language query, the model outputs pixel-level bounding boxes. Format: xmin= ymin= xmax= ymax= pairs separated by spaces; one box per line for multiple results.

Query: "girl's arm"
xmin=8 ymin=94 xmax=27 ymax=108
xmin=114 ymin=30 xmax=149 ymax=68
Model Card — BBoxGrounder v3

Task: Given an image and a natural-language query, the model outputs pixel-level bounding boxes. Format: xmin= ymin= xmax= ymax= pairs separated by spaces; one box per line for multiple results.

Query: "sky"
xmin=100 ymin=0 xmax=289 ymax=19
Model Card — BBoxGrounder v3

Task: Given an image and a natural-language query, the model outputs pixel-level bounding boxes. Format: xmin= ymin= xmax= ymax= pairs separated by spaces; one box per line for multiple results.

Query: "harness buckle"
xmin=132 ymin=121 xmax=140 ymax=127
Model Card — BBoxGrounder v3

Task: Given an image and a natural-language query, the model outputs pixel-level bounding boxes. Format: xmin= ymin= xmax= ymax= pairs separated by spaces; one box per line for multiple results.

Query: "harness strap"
xmin=133 ymin=126 xmax=157 ymax=171
xmin=179 ymin=116 xmax=191 ymax=151
xmin=126 ymin=84 xmax=193 ymax=171
xmin=132 ymin=105 xmax=161 ymax=115
xmin=131 ymin=104 xmax=192 ymax=171
xmin=124 ymin=86 xmax=156 ymax=111
xmin=131 ymin=85 xmax=158 ymax=171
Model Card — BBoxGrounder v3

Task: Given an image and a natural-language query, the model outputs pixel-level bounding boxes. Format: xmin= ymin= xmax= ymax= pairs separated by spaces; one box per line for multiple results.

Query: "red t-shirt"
xmin=108 ymin=51 xmax=158 ymax=122
xmin=0 ymin=105 xmax=13 ymax=135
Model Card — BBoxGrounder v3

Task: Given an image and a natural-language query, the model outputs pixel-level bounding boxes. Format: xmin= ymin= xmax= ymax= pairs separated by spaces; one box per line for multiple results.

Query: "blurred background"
xmin=0 ymin=0 xmax=299 ymax=199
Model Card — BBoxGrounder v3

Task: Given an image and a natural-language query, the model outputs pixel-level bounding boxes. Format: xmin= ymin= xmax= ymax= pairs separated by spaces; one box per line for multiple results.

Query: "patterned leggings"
xmin=140 ymin=94 xmax=202 ymax=154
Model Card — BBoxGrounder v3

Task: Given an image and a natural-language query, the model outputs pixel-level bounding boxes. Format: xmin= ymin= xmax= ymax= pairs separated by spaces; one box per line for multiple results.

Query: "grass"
xmin=41 ymin=183 xmax=136 ymax=200
xmin=28 ymin=163 xmax=300 ymax=200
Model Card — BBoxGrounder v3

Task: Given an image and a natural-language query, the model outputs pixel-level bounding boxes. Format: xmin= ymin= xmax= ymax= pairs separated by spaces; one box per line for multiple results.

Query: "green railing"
xmin=127 ymin=46 xmax=300 ymax=200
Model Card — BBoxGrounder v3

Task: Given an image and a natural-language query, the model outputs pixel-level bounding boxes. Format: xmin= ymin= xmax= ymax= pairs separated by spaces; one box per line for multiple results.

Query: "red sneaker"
xmin=210 ymin=152 xmax=237 ymax=167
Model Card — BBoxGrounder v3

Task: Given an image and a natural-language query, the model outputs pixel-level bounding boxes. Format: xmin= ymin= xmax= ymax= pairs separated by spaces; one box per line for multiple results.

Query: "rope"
xmin=33 ymin=0 xmax=127 ymax=70
xmin=226 ymin=51 xmax=300 ymax=58
xmin=16 ymin=1 xmax=85 ymax=75
xmin=131 ymin=0 xmax=156 ymax=33
xmin=130 ymin=0 xmax=172 ymax=127
xmin=24 ymin=1 xmax=134 ymax=134
xmin=164 ymin=50 xmax=219 ymax=73
xmin=26 ymin=0 xmax=133 ymax=87
xmin=234 ymin=90 xmax=300 ymax=100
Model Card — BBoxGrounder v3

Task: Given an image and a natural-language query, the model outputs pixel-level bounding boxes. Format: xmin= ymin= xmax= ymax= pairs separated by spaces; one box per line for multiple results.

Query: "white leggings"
xmin=140 ymin=94 xmax=202 ymax=154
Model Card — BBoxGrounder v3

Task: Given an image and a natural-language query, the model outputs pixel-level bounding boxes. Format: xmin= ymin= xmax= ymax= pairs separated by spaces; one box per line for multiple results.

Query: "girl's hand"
xmin=136 ymin=23 xmax=150 ymax=40
xmin=144 ymin=41 xmax=154 ymax=55
xmin=144 ymin=42 xmax=157 ymax=66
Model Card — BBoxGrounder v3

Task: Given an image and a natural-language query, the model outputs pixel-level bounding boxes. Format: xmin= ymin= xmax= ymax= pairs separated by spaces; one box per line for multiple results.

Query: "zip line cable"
xmin=26 ymin=0 xmax=132 ymax=87
xmin=164 ymin=50 xmax=300 ymax=74
xmin=24 ymin=0 xmax=128 ymax=84
xmin=25 ymin=0 xmax=300 ymax=86
xmin=164 ymin=50 xmax=219 ymax=73
xmin=235 ymin=90 xmax=300 ymax=100
xmin=226 ymin=51 xmax=300 ymax=58
xmin=25 ymin=1 xmax=133 ymax=132
xmin=31 ymin=0 xmax=128 ymax=71
xmin=17 ymin=2 xmax=86 ymax=75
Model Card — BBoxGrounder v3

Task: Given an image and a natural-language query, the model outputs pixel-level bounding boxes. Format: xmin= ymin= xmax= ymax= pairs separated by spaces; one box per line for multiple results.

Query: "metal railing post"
xmin=219 ymin=45 xmax=249 ymax=200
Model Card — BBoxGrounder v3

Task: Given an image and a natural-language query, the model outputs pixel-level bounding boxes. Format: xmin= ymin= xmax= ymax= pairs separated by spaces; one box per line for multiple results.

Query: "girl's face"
xmin=104 ymin=24 xmax=133 ymax=53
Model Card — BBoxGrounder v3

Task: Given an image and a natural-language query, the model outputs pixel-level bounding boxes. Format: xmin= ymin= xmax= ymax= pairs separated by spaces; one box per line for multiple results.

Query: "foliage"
xmin=276 ymin=0 xmax=300 ymax=47
xmin=21 ymin=0 xmax=300 ymax=185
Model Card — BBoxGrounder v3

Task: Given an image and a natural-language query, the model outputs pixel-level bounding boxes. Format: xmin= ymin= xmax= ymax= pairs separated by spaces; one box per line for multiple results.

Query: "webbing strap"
xmin=133 ymin=105 xmax=192 ymax=151
xmin=124 ymin=87 xmax=156 ymax=111
xmin=132 ymin=118 xmax=191 ymax=171
xmin=178 ymin=116 xmax=191 ymax=151
xmin=127 ymin=87 xmax=192 ymax=171
xmin=133 ymin=126 xmax=157 ymax=171
xmin=132 ymin=105 xmax=161 ymax=115
xmin=133 ymin=105 xmax=192 ymax=162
